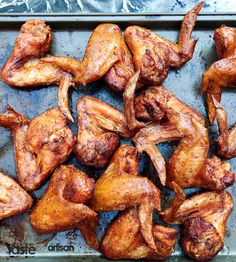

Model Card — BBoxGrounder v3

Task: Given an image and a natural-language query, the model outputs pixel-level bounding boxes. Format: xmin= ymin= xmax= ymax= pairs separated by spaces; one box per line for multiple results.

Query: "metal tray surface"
xmin=0 ymin=14 xmax=236 ymax=261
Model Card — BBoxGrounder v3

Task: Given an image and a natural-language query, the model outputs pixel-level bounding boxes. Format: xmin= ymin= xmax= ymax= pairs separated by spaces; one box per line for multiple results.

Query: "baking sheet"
xmin=0 ymin=14 xmax=236 ymax=261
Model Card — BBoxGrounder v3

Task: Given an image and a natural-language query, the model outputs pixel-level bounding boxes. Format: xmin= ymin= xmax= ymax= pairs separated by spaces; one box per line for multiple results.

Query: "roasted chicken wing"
xmin=133 ymin=86 xmax=235 ymax=190
xmin=0 ymin=172 xmax=33 ymax=221
xmin=124 ymin=2 xmax=203 ymax=86
xmin=100 ymin=207 xmax=177 ymax=260
xmin=202 ymin=25 xmax=236 ymax=124
xmin=29 ymin=165 xmax=98 ymax=250
xmin=42 ymin=23 xmax=134 ymax=92
xmin=74 ymin=96 xmax=131 ymax=168
xmin=91 ymin=145 xmax=162 ymax=251
xmin=0 ymin=106 xmax=76 ymax=191
xmin=161 ymin=182 xmax=234 ymax=261
xmin=0 ymin=20 xmax=74 ymax=122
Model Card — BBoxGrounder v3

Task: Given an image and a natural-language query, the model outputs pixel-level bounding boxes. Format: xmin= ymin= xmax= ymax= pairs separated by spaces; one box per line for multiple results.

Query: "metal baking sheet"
xmin=0 ymin=14 xmax=236 ymax=262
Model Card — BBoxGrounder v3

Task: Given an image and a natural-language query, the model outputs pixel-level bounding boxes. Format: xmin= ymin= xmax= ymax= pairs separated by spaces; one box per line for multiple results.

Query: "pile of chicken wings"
xmin=0 ymin=1 xmax=235 ymax=261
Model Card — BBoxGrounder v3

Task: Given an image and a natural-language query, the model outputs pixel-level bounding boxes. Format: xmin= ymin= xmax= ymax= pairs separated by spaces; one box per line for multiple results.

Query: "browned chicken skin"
xmin=0 ymin=172 xmax=33 ymax=221
xmin=124 ymin=2 xmax=203 ymax=86
xmin=41 ymin=23 xmax=134 ymax=92
xmin=29 ymin=165 xmax=98 ymax=250
xmin=100 ymin=207 xmax=177 ymax=260
xmin=0 ymin=20 xmax=74 ymax=122
xmin=91 ymin=145 xmax=162 ymax=251
xmin=133 ymin=86 xmax=235 ymax=190
xmin=74 ymin=96 xmax=131 ymax=168
xmin=160 ymin=183 xmax=234 ymax=261
xmin=0 ymin=106 xmax=76 ymax=191
xmin=202 ymin=25 xmax=236 ymax=125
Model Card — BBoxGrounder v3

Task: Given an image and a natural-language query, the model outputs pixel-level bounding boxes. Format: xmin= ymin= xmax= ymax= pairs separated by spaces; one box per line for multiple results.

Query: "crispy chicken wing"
xmin=0 ymin=106 xmax=76 ymax=191
xmin=0 ymin=20 xmax=74 ymax=122
xmin=0 ymin=172 xmax=33 ymax=221
xmin=124 ymin=2 xmax=203 ymax=86
xmin=29 ymin=165 xmax=98 ymax=250
xmin=133 ymin=86 xmax=235 ymax=190
xmin=42 ymin=23 xmax=134 ymax=92
xmin=100 ymin=207 xmax=177 ymax=260
xmin=74 ymin=96 xmax=131 ymax=168
xmin=202 ymin=25 xmax=236 ymax=124
xmin=91 ymin=145 xmax=162 ymax=251
xmin=161 ymin=182 xmax=234 ymax=261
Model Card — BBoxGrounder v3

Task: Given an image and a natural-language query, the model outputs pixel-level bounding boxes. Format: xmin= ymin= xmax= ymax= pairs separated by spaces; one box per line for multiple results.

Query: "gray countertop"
xmin=0 ymin=0 xmax=235 ymax=13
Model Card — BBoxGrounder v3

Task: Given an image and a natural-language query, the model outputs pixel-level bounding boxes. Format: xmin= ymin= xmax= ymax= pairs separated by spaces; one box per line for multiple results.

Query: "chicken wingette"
xmin=161 ymin=182 xmax=233 ymax=261
xmin=0 ymin=106 xmax=76 ymax=191
xmin=29 ymin=165 xmax=98 ymax=250
xmin=0 ymin=20 xmax=74 ymax=122
xmin=0 ymin=172 xmax=33 ymax=221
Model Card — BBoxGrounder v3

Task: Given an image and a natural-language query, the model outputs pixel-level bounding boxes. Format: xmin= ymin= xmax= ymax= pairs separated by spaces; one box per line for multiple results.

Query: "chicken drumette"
xmin=202 ymin=25 xmax=236 ymax=124
xmin=160 ymin=182 xmax=233 ymax=261
xmin=0 ymin=106 xmax=76 ymax=191
xmin=0 ymin=20 xmax=74 ymax=122
xmin=41 ymin=23 xmax=134 ymax=92
xmin=100 ymin=207 xmax=177 ymax=260
xmin=91 ymin=145 xmax=162 ymax=251
xmin=0 ymin=172 xmax=33 ymax=221
xmin=133 ymin=86 xmax=235 ymax=189
xmin=74 ymin=96 xmax=131 ymax=168
xmin=30 ymin=165 xmax=98 ymax=250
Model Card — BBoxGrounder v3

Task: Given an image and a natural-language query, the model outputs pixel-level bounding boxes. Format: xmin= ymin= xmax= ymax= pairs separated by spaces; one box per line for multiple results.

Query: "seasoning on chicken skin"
xmin=29 ymin=165 xmax=98 ymax=250
xmin=134 ymin=86 xmax=235 ymax=190
xmin=0 ymin=20 xmax=74 ymax=122
xmin=42 ymin=23 xmax=134 ymax=92
xmin=124 ymin=2 xmax=203 ymax=86
xmin=0 ymin=106 xmax=76 ymax=191
xmin=0 ymin=172 xmax=33 ymax=221
xmin=74 ymin=96 xmax=131 ymax=168
xmin=202 ymin=25 xmax=236 ymax=125
xmin=100 ymin=207 xmax=177 ymax=260
xmin=160 ymin=182 xmax=234 ymax=261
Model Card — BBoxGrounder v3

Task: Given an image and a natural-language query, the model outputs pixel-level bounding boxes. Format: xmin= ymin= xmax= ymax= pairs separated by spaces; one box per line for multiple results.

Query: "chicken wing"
xmin=100 ymin=207 xmax=177 ymax=260
xmin=160 ymin=182 xmax=233 ymax=261
xmin=74 ymin=96 xmax=131 ymax=168
xmin=29 ymin=165 xmax=98 ymax=250
xmin=0 ymin=172 xmax=33 ymax=221
xmin=91 ymin=145 xmax=162 ymax=251
xmin=0 ymin=20 xmax=74 ymax=122
xmin=0 ymin=106 xmax=76 ymax=191
xmin=124 ymin=2 xmax=203 ymax=86
xmin=41 ymin=23 xmax=134 ymax=92
xmin=202 ymin=25 xmax=236 ymax=124
xmin=134 ymin=86 xmax=235 ymax=190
